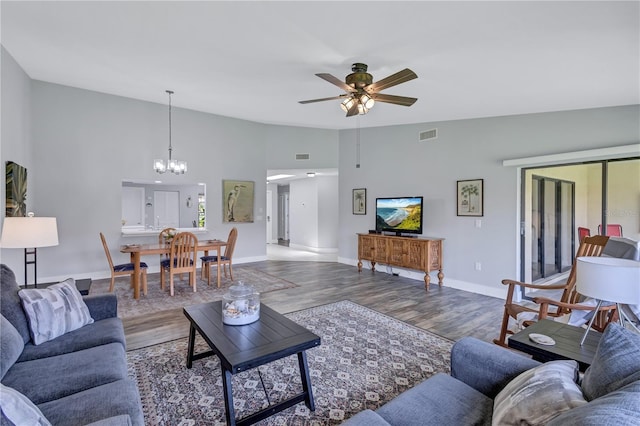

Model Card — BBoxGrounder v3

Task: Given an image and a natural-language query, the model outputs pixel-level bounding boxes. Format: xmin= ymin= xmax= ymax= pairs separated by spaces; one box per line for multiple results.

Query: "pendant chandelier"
xmin=154 ymin=90 xmax=187 ymax=175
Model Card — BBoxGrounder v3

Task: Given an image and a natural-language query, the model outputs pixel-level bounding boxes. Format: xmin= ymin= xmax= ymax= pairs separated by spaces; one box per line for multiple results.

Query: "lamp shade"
xmin=576 ymin=256 xmax=640 ymax=305
xmin=0 ymin=217 xmax=59 ymax=248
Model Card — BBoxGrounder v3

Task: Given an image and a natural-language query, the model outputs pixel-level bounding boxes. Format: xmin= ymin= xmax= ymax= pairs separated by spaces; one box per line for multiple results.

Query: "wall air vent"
xmin=295 ymin=153 xmax=310 ymax=160
xmin=419 ymin=129 xmax=438 ymax=141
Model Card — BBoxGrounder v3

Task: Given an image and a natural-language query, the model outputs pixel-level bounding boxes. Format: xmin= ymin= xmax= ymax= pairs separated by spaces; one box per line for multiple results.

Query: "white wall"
xmin=338 ymin=107 xmax=640 ymax=298
xmin=317 ymin=175 xmax=339 ymax=249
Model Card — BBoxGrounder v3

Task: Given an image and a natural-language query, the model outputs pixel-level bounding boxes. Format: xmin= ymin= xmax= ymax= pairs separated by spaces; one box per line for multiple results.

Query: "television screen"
xmin=375 ymin=197 xmax=423 ymax=235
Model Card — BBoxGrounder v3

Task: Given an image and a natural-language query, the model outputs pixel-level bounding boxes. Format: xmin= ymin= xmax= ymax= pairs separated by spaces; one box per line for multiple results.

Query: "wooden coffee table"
xmin=508 ymin=319 xmax=602 ymax=371
xmin=183 ymin=302 xmax=321 ymax=426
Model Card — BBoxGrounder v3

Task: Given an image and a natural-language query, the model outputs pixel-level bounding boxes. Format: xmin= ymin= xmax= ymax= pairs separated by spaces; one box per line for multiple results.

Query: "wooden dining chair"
xmin=201 ymin=227 xmax=238 ymax=287
xmin=160 ymin=231 xmax=198 ymax=296
xmin=99 ymin=232 xmax=148 ymax=294
xmin=493 ymin=235 xmax=615 ymax=347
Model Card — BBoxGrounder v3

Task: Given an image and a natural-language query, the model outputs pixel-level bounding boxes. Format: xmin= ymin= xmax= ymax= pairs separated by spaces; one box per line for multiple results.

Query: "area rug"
xmin=90 ymin=265 xmax=298 ymax=319
xmin=127 ymin=300 xmax=453 ymax=425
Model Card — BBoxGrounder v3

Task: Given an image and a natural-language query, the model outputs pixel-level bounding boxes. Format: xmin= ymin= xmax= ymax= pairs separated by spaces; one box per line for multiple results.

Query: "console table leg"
xmin=437 ymin=269 xmax=444 ymax=287
xmin=357 ymin=260 xmax=362 ymax=272
xmin=424 ymin=273 xmax=431 ymax=291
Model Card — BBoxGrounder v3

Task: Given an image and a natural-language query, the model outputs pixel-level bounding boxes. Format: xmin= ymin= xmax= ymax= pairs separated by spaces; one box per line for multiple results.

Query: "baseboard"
xmin=289 ymin=243 xmax=338 ymax=254
xmin=338 ymin=257 xmax=506 ymax=299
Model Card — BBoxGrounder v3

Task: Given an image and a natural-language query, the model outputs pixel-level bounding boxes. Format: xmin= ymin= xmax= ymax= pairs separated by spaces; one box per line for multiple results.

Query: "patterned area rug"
xmin=90 ymin=266 xmax=298 ymax=319
xmin=127 ymin=300 xmax=453 ymax=425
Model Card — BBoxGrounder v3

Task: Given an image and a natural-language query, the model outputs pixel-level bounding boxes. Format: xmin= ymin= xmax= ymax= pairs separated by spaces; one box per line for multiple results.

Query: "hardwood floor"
xmin=123 ymin=260 xmax=507 ymax=351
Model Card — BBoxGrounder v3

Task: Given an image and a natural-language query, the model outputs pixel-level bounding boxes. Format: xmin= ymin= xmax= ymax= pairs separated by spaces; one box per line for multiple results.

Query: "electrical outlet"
xmin=475 ymin=219 xmax=482 ymax=228
xmin=475 ymin=262 xmax=482 ymax=271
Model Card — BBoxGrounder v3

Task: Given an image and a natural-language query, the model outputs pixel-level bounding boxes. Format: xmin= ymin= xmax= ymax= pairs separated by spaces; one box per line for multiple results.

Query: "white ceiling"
xmin=1 ymin=1 xmax=638 ymax=130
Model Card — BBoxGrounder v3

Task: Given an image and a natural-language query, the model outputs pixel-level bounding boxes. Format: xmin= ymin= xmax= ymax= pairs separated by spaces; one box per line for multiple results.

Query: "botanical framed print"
xmin=5 ymin=161 xmax=27 ymax=217
xmin=353 ymin=188 xmax=366 ymax=215
xmin=223 ymin=180 xmax=254 ymax=223
xmin=457 ymin=179 xmax=483 ymax=216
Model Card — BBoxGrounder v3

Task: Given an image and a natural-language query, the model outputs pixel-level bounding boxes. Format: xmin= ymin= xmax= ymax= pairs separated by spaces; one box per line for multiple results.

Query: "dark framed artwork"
xmin=457 ymin=179 xmax=483 ymax=217
xmin=5 ymin=161 xmax=27 ymax=217
xmin=222 ymin=180 xmax=254 ymax=223
xmin=353 ymin=188 xmax=366 ymax=215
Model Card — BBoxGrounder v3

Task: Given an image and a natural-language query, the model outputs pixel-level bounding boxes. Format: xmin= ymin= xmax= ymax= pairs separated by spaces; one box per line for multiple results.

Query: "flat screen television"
xmin=375 ymin=196 xmax=423 ymax=236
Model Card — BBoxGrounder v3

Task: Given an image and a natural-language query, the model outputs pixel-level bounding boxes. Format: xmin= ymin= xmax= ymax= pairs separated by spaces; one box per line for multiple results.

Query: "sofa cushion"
xmin=547 ymin=380 xmax=640 ymax=426
xmin=18 ymin=279 xmax=94 ymax=345
xmin=582 ymin=323 xmax=640 ymax=401
xmin=18 ymin=317 xmax=125 ymax=362
xmin=0 ymin=264 xmax=32 ymax=344
xmin=2 ymin=342 xmax=127 ymax=405
xmin=0 ymin=316 xmax=24 ymax=380
xmin=0 ymin=383 xmax=51 ymax=426
xmin=38 ymin=379 xmax=144 ymax=426
xmin=376 ymin=373 xmax=493 ymax=426
xmin=492 ymin=360 xmax=587 ymax=426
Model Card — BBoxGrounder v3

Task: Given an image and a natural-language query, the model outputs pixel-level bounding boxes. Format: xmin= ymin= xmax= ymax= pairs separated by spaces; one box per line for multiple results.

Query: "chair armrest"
xmin=450 ymin=337 xmax=540 ymax=398
xmin=501 ymin=279 xmax=567 ymax=291
xmin=83 ymin=294 xmax=118 ymax=321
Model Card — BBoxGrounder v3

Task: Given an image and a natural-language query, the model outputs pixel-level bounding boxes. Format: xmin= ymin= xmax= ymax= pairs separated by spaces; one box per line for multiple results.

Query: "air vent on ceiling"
xmin=295 ymin=153 xmax=310 ymax=160
xmin=419 ymin=129 xmax=438 ymax=141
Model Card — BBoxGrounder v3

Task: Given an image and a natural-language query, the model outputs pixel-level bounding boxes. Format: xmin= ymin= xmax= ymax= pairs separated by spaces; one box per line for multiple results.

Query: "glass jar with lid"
xmin=222 ymin=281 xmax=260 ymax=325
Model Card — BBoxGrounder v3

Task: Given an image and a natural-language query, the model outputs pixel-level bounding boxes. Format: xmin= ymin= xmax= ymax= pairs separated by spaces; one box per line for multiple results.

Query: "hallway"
xmin=266 ymin=243 xmax=338 ymax=262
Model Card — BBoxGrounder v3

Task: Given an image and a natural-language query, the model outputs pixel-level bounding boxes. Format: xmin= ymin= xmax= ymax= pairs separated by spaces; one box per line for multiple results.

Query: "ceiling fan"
xmin=299 ymin=63 xmax=418 ymax=117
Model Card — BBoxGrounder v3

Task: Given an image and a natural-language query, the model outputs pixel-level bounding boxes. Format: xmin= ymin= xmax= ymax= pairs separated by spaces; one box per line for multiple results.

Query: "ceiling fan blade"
xmin=299 ymin=95 xmax=347 ymax=104
xmin=365 ymin=68 xmax=418 ymax=94
xmin=371 ymin=93 xmax=418 ymax=107
xmin=316 ymin=73 xmax=357 ymax=93
xmin=346 ymin=101 xmax=360 ymax=117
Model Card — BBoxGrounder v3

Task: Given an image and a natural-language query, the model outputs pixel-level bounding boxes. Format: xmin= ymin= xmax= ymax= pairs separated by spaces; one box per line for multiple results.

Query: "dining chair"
xmin=99 ymin=232 xmax=148 ymax=294
xmin=493 ymin=235 xmax=614 ymax=347
xmin=158 ymin=227 xmax=177 ymax=267
xmin=201 ymin=227 xmax=238 ymax=287
xmin=160 ymin=231 xmax=198 ymax=296
xmin=598 ymin=224 xmax=623 ymax=237
xmin=577 ymin=226 xmax=591 ymax=243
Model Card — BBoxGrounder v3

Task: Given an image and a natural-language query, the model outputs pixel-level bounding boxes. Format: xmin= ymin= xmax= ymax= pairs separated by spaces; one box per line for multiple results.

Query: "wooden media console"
xmin=357 ymin=233 xmax=444 ymax=291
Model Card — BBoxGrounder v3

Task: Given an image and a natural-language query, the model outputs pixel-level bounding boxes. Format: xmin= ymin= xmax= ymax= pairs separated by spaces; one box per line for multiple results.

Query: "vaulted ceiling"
xmin=2 ymin=1 xmax=638 ymax=130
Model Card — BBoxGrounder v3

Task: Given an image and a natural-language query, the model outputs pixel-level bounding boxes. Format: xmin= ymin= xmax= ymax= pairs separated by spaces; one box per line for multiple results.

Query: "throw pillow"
xmin=581 ymin=322 xmax=640 ymax=401
xmin=18 ymin=279 xmax=94 ymax=345
xmin=492 ymin=360 xmax=587 ymax=426
xmin=0 ymin=383 xmax=52 ymax=426
xmin=0 ymin=315 xmax=25 ymax=380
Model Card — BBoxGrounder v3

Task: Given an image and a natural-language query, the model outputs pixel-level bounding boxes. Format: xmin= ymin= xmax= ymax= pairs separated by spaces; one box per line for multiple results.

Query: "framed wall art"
xmin=457 ymin=179 xmax=483 ymax=217
xmin=222 ymin=180 xmax=254 ymax=223
xmin=5 ymin=161 xmax=27 ymax=217
xmin=352 ymin=188 xmax=366 ymax=215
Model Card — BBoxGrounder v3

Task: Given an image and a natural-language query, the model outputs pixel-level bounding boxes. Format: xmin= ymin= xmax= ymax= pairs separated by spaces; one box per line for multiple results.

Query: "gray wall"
xmin=337 ymin=107 xmax=640 ymax=297
xmin=1 ymin=47 xmax=34 ymax=272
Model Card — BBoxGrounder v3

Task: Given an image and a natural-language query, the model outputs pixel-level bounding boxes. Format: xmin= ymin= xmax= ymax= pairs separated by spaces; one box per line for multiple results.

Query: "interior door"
xmin=122 ymin=186 xmax=145 ymax=227
xmin=154 ymin=191 xmax=180 ymax=228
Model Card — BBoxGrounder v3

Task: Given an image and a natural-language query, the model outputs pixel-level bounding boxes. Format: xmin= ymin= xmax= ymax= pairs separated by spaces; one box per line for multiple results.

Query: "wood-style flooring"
xmin=124 ymin=260 xmax=506 ymax=351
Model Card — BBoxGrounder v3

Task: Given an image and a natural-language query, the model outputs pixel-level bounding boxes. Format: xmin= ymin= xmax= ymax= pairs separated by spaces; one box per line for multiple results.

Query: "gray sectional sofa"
xmin=343 ymin=322 xmax=640 ymax=425
xmin=0 ymin=264 xmax=144 ymax=426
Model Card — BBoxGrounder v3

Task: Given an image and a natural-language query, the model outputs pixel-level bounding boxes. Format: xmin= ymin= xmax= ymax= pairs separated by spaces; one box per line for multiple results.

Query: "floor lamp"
xmin=577 ymin=256 xmax=640 ymax=345
xmin=0 ymin=214 xmax=59 ymax=288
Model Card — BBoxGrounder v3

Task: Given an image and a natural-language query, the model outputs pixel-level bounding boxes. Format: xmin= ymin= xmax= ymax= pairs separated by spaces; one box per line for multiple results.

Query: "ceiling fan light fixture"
xmin=357 ymin=103 xmax=368 ymax=115
xmin=340 ymin=97 xmax=355 ymax=112
xmin=360 ymin=93 xmax=375 ymax=109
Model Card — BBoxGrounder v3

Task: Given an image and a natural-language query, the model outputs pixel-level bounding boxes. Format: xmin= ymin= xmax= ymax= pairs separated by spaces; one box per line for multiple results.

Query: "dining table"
xmin=120 ymin=239 xmax=227 ymax=299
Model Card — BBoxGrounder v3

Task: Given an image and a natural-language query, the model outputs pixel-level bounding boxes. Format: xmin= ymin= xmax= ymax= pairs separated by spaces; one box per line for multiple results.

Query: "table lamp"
xmin=0 ymin=214 xmax=59 ymax=287
xmin=576 ymin=256 xmax=640 ymax=345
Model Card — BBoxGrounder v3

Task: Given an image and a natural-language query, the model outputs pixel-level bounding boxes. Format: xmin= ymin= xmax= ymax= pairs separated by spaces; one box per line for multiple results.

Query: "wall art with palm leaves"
xmin=5 ymin=161 xmax=27 ymax=217
xmin=352 ymin=188 xmax=366 ymax=215
xmin=457 ymin=179 xmax=483 ymax=216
